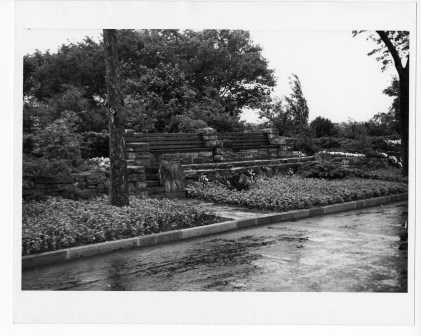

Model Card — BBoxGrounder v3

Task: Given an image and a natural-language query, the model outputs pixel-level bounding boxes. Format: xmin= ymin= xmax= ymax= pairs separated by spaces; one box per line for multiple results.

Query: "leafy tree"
xmin=24 ymin=29 xmax=275 ymax=133
xmin=259 ymin=98 xmax=294 ymax=136
xmin=284 ymin=74 xmax=309 ymax=133
xmin=310 ymin=116 xmax=336 ymax=137
xmin=23 ymin=37 xmax=106 ymax=103
xmin=381 ymin=77 xmax=400 ymax=131
xmin=353 ymin=30 xmax=409 ymax=175
xmin=336 ymin=119 xmax=368 ymax=139
xmin=259 ymin=74 xmax=309 ymax=135
xmin=103 ymin=29 xmax=128 ymax=206
xmin=368 ymin=109 xmax=399 ymax=137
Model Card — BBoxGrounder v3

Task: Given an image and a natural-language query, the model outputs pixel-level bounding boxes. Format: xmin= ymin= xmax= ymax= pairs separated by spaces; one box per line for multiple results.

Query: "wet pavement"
xmin=22 ymin=202 xmax=408 ymax=292
xmin=178 ymin=199 xmax=272 ymax=220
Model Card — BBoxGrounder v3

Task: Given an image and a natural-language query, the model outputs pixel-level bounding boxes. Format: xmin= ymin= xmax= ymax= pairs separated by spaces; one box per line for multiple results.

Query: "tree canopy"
xmin=310 ymin=116 xmax=336 ymax=138
xmin=24 ymin=29 xmax=275 ymax=133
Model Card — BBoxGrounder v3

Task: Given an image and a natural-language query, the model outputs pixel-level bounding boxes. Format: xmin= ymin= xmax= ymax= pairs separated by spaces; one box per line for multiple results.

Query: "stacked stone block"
xmin=196 ymin=127 xmax=223 ymax=162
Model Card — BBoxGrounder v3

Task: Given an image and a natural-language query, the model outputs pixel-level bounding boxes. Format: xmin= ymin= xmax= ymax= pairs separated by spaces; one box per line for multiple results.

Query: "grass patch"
xmin=186 ymin=176 xmax=407 ymax=211
xmin=22 ymin=196 xmax=221 ymax=255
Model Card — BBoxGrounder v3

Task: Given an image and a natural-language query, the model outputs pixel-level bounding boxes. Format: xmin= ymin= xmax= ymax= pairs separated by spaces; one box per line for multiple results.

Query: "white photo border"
xmin=13 ymin=0 xmax=418 ymax=325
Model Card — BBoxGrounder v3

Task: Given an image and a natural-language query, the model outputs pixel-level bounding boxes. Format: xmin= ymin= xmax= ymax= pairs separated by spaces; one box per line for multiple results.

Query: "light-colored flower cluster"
xmin=292 ymin=151 xmax=306 ymax=157
xmin=88 ymin=157 xmax=110 ymax=169
xmin=388 ymin=155 xmax=403 ymax=168
xmin=319 ymin=150 xmax=366 ymax=158
xmin=385 ymin=139 xmax=401 ymax=145
xmin=376 ymin=152 xmax=402 ymax=168
xmin=199 ymin=174 xmax=209 ymax=186
xmin=247 ymin=169 xmax=257 ymax=183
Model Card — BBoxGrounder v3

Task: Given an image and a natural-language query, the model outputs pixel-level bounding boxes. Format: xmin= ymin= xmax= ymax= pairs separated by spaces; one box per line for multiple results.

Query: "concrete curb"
xmin=22 ymin=192 xmax=408 ymax=270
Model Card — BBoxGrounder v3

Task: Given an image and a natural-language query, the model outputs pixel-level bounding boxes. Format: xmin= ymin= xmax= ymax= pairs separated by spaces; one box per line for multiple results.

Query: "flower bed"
xmin=186 ymin=176 xmax=407 ymax=211
xmin=353 ymin=168 xmax=407 ymax=183
xmin=22 ymin=197 xmax=220 ymax=255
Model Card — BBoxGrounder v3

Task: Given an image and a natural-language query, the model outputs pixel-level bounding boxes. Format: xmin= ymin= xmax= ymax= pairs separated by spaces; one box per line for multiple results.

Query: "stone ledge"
xmin=22 ymin=192 xmax=408 ymax=270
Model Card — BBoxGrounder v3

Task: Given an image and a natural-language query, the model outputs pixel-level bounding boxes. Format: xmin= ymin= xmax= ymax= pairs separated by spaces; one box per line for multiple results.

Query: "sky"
xmin=23 ymin=29 xmax=396 ymax=123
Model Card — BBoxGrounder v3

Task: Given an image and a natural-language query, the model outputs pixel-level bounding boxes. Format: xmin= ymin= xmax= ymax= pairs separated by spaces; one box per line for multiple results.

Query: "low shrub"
xmin=293 ymin=136 xmax=320 ymax=155
xmin=22 ymin=197 xmax=220 ymax=255
xmin=186 ymin=176 xmax=407 ymax=211
xmin=313 ymin=137 xmax=341 ymax=149
xmin=23 ymin=155 xmax=73 ymax=180
xmin=215 ymin=170 xmax=257 ymax=191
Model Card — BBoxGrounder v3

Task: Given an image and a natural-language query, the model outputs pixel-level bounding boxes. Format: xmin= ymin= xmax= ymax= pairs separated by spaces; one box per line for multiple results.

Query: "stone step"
xmin=184 ymin=161 xmax=315 ymax=179
xmin=181 ymin=156 xmax=314 ymax=170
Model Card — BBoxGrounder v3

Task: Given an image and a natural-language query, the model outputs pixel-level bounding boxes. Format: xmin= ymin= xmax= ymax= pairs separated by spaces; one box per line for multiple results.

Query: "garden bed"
xmin=22 ymin=196 xmax=222 ymax=255
xmin=186 ymin=176 xmax=407 ymax=211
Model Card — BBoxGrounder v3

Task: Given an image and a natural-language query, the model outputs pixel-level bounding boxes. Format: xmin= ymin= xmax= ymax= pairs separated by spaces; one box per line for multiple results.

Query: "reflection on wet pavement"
xmin=22 ymin=202 xmax=408 ymax=292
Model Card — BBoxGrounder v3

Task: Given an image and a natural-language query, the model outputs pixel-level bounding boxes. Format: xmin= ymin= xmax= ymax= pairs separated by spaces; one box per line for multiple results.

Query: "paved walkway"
xmin=179 ymin=199 xmax=271 ymax=220
xmin=22 ymin=202 xmax=408 ymax=292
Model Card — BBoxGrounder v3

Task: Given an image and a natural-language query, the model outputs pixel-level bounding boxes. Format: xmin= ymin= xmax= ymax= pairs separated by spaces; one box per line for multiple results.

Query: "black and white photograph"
xmin=20 ymin=26 xmax=410 ymax=292
xmin=9 ymin=0 xmax=419 ymax=329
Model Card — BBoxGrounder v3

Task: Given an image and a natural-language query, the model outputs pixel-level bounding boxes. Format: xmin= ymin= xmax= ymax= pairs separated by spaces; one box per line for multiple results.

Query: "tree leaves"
xmin=24 ymin=29 xmax=276 ymax=133
xmin=353 ymin=30 xmax=409 ymax=73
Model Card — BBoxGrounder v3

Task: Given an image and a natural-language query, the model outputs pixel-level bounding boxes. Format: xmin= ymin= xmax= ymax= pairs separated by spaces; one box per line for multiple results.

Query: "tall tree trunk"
xmin=103 ymin=29 xmax=129 ymax=206
xmin=399 ymin=67 xmax=409 ymax=176
xmin=376 ymin=31 xmax=409 ymax=176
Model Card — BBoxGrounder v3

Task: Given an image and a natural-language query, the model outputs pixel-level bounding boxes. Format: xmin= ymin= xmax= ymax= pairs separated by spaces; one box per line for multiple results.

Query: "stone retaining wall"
xmin=23 ymin=165 xmax=147 ymax=199
xmin=125 ymin=128 xmax=296 ymax=166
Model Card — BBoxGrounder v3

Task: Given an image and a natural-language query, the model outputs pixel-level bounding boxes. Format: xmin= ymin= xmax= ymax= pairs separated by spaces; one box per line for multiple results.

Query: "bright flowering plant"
xmin=318 ymin=150 xmax=366 ymax=158
xmin=88 ymin=157 xmax=110 ymax=170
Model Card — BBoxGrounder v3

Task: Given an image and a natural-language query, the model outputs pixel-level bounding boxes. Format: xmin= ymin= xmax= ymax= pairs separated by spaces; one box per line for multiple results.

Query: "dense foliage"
xmin=186 ymin=176 xmax=407 ymax=211
xmin=312 ymin=136 xmax=400 ymax=157
xmin=24 ymin=29 xmax=275 ymax=134
xmin=22 ymin=196 xmax=220 ymax=255
xmin=310 ymin=116 xmax=336 ymax=137
xmin=293 ymin=135 xmax=320 ymax=155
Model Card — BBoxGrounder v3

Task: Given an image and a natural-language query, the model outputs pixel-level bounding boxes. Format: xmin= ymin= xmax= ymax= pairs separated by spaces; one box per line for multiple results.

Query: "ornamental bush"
xmin=186 ymin=176 xmax=407 ymax=211
xmin=22 ymin=197 xmax=220 ymax=255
